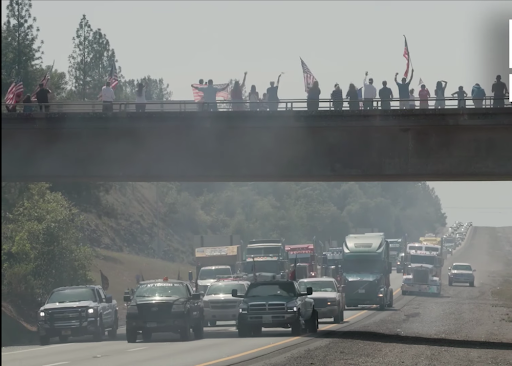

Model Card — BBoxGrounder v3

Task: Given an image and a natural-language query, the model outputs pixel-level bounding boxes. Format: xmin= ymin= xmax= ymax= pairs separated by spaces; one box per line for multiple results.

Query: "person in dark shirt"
xmin=35 ymin=83 xmax=51 ymax=112
xmin=346 ymin=83 xmax=359 ymax=111
xmin=267 ymin=73 xmax=282 ymax=111
xmin=451 ymin=86 xmax=468 ymax=109
xmin=331 ymin=83 xmax=343 ymax=111
xmin=394 ymin=69 xmax=414 ymax=109
xmin=22 ymin=94 xmax=34 ymax=113
xmin=491 ymin=75 xmax=509 ymax=108
xmin=379 ymin=81 xmax=393 ymax=110
xmin=307 ymin=81 xmax=321 ymax=111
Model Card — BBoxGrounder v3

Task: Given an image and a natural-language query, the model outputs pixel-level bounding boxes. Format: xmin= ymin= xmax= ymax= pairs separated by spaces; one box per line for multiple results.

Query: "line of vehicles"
xmin=36 ymin=223 xmax=475 ymax=345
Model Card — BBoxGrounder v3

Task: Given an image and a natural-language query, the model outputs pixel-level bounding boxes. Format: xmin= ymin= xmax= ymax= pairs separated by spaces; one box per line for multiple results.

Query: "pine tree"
xmin=68 ymin=15 xmax=94 ymax=100
xmin=2 ymin=0 xmax=43 ymax=94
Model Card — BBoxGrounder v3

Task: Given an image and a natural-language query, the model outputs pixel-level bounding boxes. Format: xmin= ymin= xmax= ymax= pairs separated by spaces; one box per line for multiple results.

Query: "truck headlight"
xmin=239 ymin=303 xmax=248 ymax=313
xmin=88 ymin=308 xmax=96 ymax=315
xmin=287 ymin=301 xmax=298 ymax=312
xmin=126 ymin=305 xmax=139 ymax=318
xmin=39 ymin=311 xmax=45 ymax=318
xmin=326 ymin=299 xmax=337 ymax=306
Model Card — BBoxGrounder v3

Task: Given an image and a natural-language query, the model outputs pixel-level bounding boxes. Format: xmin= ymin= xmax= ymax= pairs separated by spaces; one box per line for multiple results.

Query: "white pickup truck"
xmin=37 ymin=285 xmax=118 ymax=345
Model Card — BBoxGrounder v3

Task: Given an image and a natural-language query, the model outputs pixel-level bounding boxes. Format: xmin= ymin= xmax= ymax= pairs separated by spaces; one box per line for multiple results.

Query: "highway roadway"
xmin=2 ymin=271 xmax=407 ymax=366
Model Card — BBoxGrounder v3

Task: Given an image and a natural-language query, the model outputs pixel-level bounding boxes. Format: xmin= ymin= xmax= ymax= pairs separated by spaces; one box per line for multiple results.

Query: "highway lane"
xmin=3 ymin=273 xmax=406 ymax=366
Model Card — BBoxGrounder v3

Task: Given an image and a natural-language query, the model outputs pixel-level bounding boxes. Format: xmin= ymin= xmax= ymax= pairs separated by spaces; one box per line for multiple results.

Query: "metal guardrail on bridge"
xmin=1 ymin=97 xmax=510 ymax=114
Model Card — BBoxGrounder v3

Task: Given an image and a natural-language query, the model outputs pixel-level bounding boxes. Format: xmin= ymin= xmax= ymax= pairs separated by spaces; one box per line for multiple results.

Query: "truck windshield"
xmin=298 ymin=281 xmax=336 ymax=293
xmin=343 ymin=258 xmax=383 ymax=273
xmin=410 ymin=255 xmax=436 ymax=265
xmin=452 ymin=264 xmax=472 ymax=271
xmin=135 ymin=283 xmax=188 ymax=298
xmin=246 ymin=247 xmax=281 ymax=257
xmin=245 ymin=283 xmax=297 ymax=297
xmin=242 ymin=261 xmax=282 ymax=274
xmin=206 ymin=283 xmax=246 ymax=296
xmin=47 ymin=288 xmax=96 ymax=304
xmin=199 ymin=268 xmax=231 ymax=280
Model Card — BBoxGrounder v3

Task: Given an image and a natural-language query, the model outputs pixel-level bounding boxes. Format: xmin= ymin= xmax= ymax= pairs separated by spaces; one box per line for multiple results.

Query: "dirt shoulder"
xmin=258 ymin=227 xmax=512 ymax=366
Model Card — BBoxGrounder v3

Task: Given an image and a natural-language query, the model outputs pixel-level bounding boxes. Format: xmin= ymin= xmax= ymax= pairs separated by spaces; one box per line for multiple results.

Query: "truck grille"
xmin=137 ymin=303 xmax=174 ymax=322
xmin=210 ymin=300 xmax=239 ymax=310
xmin=47 ymin=308 xmax=87 ymax=326
xmin=345 ymin=281 xmax=378 ymax=299
xmin=412 ymin=269 xmax=430 ymax=284
xmin=310 ymin=298 xmax=328 ymax=308
xmin=248 ymin=302 xmax=286 ymax=313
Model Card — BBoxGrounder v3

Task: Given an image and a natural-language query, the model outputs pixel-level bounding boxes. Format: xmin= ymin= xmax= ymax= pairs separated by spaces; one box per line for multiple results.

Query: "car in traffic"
xmin=203 ymin=279 xmax=250 ymax=326
xmin=448 ymin=263 xmax=476 ymax=287
xmin=38 ymin=285 xmax=118 ymax=345
xmin=232 ymin=280 xmax=318 ymax=337
xmin=396 ymin=253 xmax=405 ymax=273
xmin=125 ymin=278 xmax=204 ymax=342
xmin=298 ymin=277 xmax=344 ymax=323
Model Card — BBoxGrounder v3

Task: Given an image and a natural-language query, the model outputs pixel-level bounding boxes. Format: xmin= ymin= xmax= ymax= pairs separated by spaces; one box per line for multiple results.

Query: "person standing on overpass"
xmin=363 ymin=72 xmax=377 ymax=110
xmin=379 ymin=81 xmax=393 ymax=110
xmin=101 ymin=81 xmax=115 ymax=113
xmin=491 ymin=75 xmax=508 ymax=108
xmin=307 ymin=80 xmax=321 ymax=111
xmin=331 ymin=83 xmax=343 ymax=111
xmin=395 ymin=69 xmax=414 ymax=109
xmin=35 ymin=83 xmax=51 ymax=112
xmin=418 ymin=84 xmax=431 ymax=109
xmin=191 ymin=79 xmax=229 ymax=111
xmin=267 ymin=74 xmax=282 ymax=111
xmin=346 ymin=83 xmax=359 ymax=111
xmin=434 ymin=80 xmax=448 ymax=109
xmin=471 ymin=83 xmax=486 ymax=108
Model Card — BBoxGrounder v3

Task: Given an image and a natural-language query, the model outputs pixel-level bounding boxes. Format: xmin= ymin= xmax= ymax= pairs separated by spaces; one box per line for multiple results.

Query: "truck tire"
xmin=448 ymin=279 xmax=453 ymax=286
xmin=333 ymin=307 xmax=342 ymax=324
xmin=378 ymin=299 xmax=386 ymax=311
xmin=291 ymin=316 xmax=302 ymax=336
xmin=126 ymin=329 xmax=137 ymax=343
xmin=387 ymin=291 xmax=394 ymax=308
xmin=193 ymin=317 xmax=204 ymax=340
xmin=208 ymin=320 xmax=217 ymax=327
xmin=180 ymin=317 xmax=191 ymax=341
xmin=402 ymin=290 xmax=408 ymax=296
xmin=93 ymin=318 xmax=104 ymax=342
xmin=108 ymin=314 xmax=118 ymax=339
xmin=58 ymin=335 xmax=69 ymax=343
xmin=39 ymin=335 xmax=50 ymax=346
xmin=237 ymin=322 xmax=250 ymax=337
xmin=142 ymin=330 xmax=152 ymax=342
xmin=252 ymin=326 xmax=262 ymax=336
xmin=307 ymin=310 xmax=318 ymax=334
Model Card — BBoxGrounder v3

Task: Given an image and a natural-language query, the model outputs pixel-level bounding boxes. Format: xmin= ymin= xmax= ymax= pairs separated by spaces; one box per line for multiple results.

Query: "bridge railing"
xmin=1 ymin=96 xmax=510 ymax=114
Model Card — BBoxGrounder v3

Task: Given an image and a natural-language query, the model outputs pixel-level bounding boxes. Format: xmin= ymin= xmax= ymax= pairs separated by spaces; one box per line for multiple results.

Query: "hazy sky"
xmin=2 ymin=1 xmax=511 ymax=226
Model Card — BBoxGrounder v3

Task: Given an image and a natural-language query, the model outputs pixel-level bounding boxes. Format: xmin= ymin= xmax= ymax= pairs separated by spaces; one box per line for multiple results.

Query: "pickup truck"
xmin=233 ymin=280 xmax=318 ymax=337
xmin=38 ymin=285 xmax=118 ymax=345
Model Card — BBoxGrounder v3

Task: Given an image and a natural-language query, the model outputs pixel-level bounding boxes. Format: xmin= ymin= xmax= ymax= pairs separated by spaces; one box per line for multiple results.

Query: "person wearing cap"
xmin=331 ymin=83 xmax=343 ymax=111
xmin=363 ymin=71 xmax=377 ymax=110
xmin=491 ymin=75 xmax=508 ymax=108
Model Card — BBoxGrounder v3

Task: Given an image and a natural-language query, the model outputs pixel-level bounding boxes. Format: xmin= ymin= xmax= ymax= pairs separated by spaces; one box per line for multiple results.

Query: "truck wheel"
xmin=180 ymin=317 xmax=191 ymax=341
xmin=449 ymin=279 xmax=453 ymax=286
xmin=142 ymin=330 xmax=152 ymax=342
xmin=252 ymin=326 xmax=262 ymax=336
xmin=39 ymin=335 xmax=50 ymax=346
xmin=469 ymin=282 xmax=475 ymax=287
xmin=237 ymin=323 xmax=250 ymax=337
xmin=93 ymin=318 xmax=104 ymax=342
xmin=108 ymin=315 xmax=118 ymax=339
xmin=402 ymin=290 xmax=408 ymax=296
xmin=307 ymin=310 xmax=318 ymax=334
xmin=126 ymin=329 xmax=137 ymax=343
xmin=387 ymin=292 xmax=394 ymax=308
xmin=193 ymin=317 xmax=204 ymax=340
xmin=58 ymin=335 xmax=69 ymax=343
xmin=378 ymin=300 xmax=386 ymax=311
xmin=333 ymin=307 xmax=342 ymax=324
xmin=291 ymin=316 xmax=302 ymax=336
xmin=208 ymin=320 xmax=217 ymax=327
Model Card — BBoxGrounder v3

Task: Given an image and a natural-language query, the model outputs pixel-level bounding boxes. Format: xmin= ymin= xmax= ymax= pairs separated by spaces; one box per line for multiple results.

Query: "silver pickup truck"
xmin=37 ymin=285 xmax=118 ymax=345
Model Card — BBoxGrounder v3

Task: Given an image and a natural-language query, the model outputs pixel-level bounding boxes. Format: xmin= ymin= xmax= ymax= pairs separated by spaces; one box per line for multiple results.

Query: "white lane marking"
xmin=2 ymin=344 xmax=69 ymax=355
xmin=42 ymin=362 xmax=69 ymax=366
xmin=127 ymin=347 xmax=148 ymax=352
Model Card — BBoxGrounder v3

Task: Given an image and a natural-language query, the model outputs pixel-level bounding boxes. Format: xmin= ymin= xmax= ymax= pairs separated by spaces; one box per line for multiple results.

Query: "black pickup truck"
xmin=37 ymin=285 xmax=118 ymax=345
xmin=232 ymin=280 xmax=317 ymax=337
xmin=125 ymin=279 xmax=204 ymax=342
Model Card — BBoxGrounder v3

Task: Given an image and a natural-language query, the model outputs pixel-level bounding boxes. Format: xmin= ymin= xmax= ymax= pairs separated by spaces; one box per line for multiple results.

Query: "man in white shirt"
xmin=363 ymin=71 xmax=377 ymax=110
xmin=101 ymin=81 xmax=115 ymax=112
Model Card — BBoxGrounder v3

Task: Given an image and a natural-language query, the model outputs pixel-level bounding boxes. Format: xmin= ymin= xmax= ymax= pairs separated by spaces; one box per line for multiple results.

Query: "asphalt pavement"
xmin=2 ymin=271 xmax=406 ymax=366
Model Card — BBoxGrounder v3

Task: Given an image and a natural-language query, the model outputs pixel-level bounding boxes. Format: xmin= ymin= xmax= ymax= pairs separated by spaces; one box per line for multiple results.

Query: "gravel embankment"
xmin=259 ymin=227 xmax=512 ymax=366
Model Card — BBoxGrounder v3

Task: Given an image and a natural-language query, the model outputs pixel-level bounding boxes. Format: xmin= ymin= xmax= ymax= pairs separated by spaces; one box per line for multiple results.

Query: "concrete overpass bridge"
xmin=2 ymin=100 xmax=512 ymax=182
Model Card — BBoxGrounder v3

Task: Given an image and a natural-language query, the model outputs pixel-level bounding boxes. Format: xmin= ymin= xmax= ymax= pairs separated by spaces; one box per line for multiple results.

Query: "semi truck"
xmin=285 ymin=244 xmax=317 ymax=278
xmin=238 ymin=255 xmax=289 ymax=282
xmin=341 ymin=233 xmax=394 ymax=310
xmin=401 ymin=243 xmax=442 ymax=296
xmin=387 ymin=238 xmax=405 ymax=268
xmin=419 ymin=236 xmax=445 ymax=259
xmin=195 ymin=245 xmax=242 ymax=293
xmin=244 ymin=239 xmax=286 ymax=259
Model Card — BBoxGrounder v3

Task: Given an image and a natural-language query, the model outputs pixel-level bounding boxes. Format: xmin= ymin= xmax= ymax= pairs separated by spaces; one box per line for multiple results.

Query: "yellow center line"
xmin=196 ymin=288 xmax=403 ymax=366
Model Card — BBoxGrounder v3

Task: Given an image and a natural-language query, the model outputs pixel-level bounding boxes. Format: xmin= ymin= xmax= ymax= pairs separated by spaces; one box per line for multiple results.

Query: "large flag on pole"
xmin=4 ymin=77 xmax=24 ymax=108
xmin=300 ymin=57 xmax=317 ymax=93
xmin=31 ymin=61 xmax=54 ymax=101
xmin=403 ymin=35 xmax=411 ymax=79
xmin=98 ymin=61 xmax=119 ymax=100
xmin=191 ymin=83 xmax=230 ymax=102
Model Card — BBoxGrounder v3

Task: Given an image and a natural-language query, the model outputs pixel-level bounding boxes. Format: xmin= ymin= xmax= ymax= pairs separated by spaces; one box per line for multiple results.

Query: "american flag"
xmin=4 ymin=77 xmax=24 ymax=107
xmin=300 ymin=58 xmax=317 ymax=93
xmin=31 ymin=62 xmax=54 ymax=101
xmin=403 ymin=35 xmax=410 ymax=79
xmin=191 ymin=83 xmax=230 ymax=102
xmin=98 ymin=61 xmax=118 ymax=100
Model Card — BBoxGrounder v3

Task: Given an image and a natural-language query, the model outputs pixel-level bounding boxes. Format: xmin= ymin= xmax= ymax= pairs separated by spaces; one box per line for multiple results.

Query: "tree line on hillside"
xmin=1 ymin=181 xmax=446 ymax=306
xmin=1 ymin=0 xmax=172 ymax=102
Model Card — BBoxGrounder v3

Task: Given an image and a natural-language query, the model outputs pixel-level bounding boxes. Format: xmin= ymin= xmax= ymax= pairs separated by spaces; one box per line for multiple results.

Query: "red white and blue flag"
xmin=31 ymin=61 xmax=54 ymax=101
xmin=4 ymin=77 xmax=24 ymax=108
xmin=300 ymin=57 xmax=317 ymax=93
xmin=191 ymin=83 xmax=230 ymax=102
xmin=403 ymin=35 xmax=410 ymax=79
